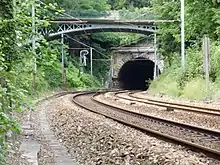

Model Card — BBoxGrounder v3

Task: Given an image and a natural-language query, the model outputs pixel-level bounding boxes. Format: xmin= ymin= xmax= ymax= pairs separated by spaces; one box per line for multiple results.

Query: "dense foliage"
xmin=0 ymin=0 xmax=101 ymax=163
xmin=1 ymin=0 xmax=219 ymax=162
xmin=44 ymin=0 xmax=110 ymax=17
xmin=152 ymin=0 xmax=220 ymax=55
xmin=149 ymin=0 xmax=220 ymax=99
xmin=0 ymin=0 xmax=21 ymax=163
xmin=119 ymin=7 xmax=156 ymax=20
xmin=107 ymin=0 xmax=151 ymax=9
xmin=47 ymin=0 xmax=151 ymax=81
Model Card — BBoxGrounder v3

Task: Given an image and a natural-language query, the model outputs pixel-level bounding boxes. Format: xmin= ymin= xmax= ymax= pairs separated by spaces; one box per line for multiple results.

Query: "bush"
xmin=43 ymin=62 xmax=62 ymax=88
xmin=149 ymin=41 xmax=220 ymax=100
xmin=181 ymin=78 xmax=206 ymax=100
xmin=80 ymin=74 xmax=101 ymax=88
xmin=66 ymin=64 xmax=101 ymax=89
xmin=149 ymin=70 xmax=181 ymax=97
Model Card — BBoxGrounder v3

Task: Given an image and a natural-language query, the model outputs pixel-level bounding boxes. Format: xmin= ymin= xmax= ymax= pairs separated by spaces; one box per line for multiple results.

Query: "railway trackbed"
xmin=113 ymin=91 xmax=220 ymax=116
xmin=72 ymin=91 xmax=220 ymax=159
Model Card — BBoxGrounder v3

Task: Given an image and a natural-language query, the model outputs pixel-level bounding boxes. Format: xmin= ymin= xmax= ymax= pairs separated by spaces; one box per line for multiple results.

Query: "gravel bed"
xmin=47 ymin=94 xmax=219 ymax=165
xmin=101 ymin=92 xmax=220 ymax=132
xmin=91 ymin=94 xmax=220 ymax=152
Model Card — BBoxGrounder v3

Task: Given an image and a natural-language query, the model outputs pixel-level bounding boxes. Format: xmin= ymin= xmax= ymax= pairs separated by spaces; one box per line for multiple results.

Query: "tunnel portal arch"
xmin=118 ymin=57 xmax=160 ymax=90
xmin=110 ymin=47 xmax=163 ymax=89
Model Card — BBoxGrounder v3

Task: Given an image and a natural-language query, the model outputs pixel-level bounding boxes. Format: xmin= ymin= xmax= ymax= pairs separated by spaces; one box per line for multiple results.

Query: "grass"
xmin=149 ymin=75 xmax=220 ymax=101
xmin=148 ymin=72 xmax=181 ymax=98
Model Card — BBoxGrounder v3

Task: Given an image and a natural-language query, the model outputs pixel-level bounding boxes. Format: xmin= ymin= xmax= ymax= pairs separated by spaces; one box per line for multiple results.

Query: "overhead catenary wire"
xmin=36 ymin=1 xmax=157 ymax=58
xmin=92 ymin=59 xmax=111 ymax=61
xmin=65 ymin=34 xmax=110 ymax=59
xmin=65 ymin=34 xmax=111 ymax=76
xmin=65 ymin=35 xmax=111 ymax=69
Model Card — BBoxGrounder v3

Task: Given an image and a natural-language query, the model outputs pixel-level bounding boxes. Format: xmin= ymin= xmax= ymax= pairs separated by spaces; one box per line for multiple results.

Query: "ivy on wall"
xmin=0 ymin=0 xmax=17 ymax=71
xmin=0 ymin=0 xmax=14 ymax=19
xmin=0 ymin=1 xmax=21 ymax=164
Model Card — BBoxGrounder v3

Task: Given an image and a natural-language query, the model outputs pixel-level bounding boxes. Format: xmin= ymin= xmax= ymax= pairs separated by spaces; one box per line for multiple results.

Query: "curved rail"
xmin=112 ymin=91 xmax=220 ymax=116
xmin=72 ymin=91 xmax=220 ymax=159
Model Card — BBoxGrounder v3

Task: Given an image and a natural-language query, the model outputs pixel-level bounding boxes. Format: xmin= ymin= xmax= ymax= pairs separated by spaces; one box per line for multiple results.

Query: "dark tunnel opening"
xmin=118 ymin=57 xmax=160 ymax=90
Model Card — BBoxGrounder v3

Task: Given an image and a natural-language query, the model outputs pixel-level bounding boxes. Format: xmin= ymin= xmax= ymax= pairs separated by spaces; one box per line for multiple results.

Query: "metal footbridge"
xmin=41 ymin=18 xmax=179 ymax=39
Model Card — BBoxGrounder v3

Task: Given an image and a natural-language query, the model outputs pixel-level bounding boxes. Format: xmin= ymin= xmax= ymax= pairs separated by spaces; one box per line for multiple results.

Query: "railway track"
xmin=112 ymin=91 xmax=220 ymax=116
xmin=72 ymin=91 xmax=220 ymax=159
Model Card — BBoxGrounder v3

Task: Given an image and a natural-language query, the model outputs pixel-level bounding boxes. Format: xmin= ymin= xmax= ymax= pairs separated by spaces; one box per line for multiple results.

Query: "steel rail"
xmin=131 ymin=92 xmax=220 ymax=112
xmin=72 ymin=91 xmax=220 ymax=159
xmin=113 ymin=91 xmax=220 ymax=116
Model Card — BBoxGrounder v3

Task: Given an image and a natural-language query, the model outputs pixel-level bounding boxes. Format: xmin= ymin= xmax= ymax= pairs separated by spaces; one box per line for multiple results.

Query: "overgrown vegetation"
xmin=44 ymin=0 xmax=153 ymax=82
xmin=45 ymin=0 xmax=110 ymax=17
xmin=119 ymin=7 xmax=156 ymax=20
xmin=1 ymin=0 xmax=219 ymax=162
xmin=149 ymin=0 xmax=220 ymax=100
xmin=0 ymin=0 xmax=152 ymax=161
xmin=0 ymin=0 xmax=101 ymax=163
xmin=149 ymin=42 xmax=220 ymax=100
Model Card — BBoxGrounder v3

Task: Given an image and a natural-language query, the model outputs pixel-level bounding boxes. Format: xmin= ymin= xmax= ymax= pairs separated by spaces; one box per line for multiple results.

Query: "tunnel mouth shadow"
xmin=118 ymin=57 xmax=160 ymax=90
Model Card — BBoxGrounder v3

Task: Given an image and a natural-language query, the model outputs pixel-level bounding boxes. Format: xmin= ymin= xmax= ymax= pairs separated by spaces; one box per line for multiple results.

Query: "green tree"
xmin=152 ymin=0 xmax=220 ymax=64
xmin=0 ymin=0 xmax=17 ymax=71
xmin=107 ymin=0 xmax=126 ymax=9
xmin=125 ymin=0 xmax=151 ymax=8
xmin=108 ymin=0 xmax=151 ymax=9
xmin=46 ymin=0 xmax=110 ymax=17
xmin=0 ymin=0 xmax=21 ymax=164
xmin=0 ymin=0 xmax=102 ymax=163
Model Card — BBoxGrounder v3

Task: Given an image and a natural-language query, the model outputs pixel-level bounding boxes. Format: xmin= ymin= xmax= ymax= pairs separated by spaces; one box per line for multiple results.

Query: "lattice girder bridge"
xmin=41 ymin=18 xmax=179 ymax=39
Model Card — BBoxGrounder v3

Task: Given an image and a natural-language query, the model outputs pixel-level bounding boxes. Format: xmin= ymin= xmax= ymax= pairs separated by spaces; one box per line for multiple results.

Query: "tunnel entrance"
xmin=118 ymin=57 xmax=160 ymax=90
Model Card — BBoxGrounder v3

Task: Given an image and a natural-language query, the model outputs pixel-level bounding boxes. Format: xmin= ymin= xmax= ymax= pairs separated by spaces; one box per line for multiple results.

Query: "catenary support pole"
xmin=203 ymin=36 xmax=210 ymax=95
xmin=61 ymin=33 xmax=64 ymax=86
xmin=181 ymin=0 xmax=185 ymax=71
xmin=153 ymin=33 xmax=157 ymax=79
xmin=90 ymin=47 xmax=93 ymax=76
xmin=32 ymin=0 xmax=36 ymax=94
